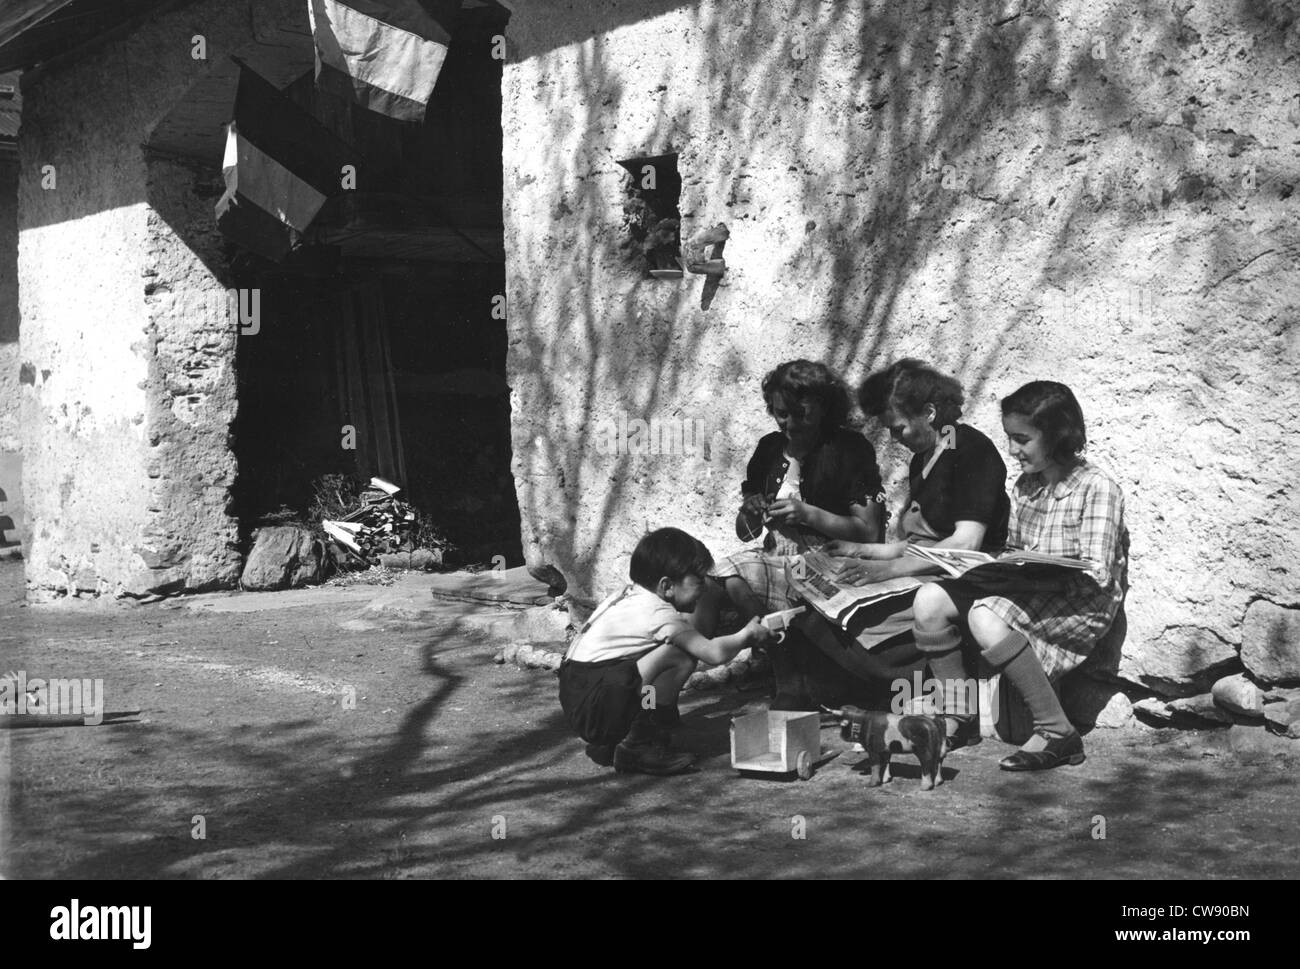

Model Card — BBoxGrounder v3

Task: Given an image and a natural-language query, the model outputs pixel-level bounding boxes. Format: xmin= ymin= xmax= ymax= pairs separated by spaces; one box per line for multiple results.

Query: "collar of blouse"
xmin=1021 ymin=458 xmax=1090 ymax=500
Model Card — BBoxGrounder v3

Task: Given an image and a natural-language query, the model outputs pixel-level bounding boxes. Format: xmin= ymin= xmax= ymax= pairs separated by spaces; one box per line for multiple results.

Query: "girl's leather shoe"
xmin=998 ymin=729 xmax=1085 ymax=771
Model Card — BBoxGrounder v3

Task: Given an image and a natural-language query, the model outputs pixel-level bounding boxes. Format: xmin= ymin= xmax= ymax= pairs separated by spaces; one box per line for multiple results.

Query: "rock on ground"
xmin=376 ymin=549 xmax=442 ymax=571
xmin=1211 ymin=673 xmax=1264 ymax=718
xmin=240 ymin=526 xmax=326 ymax=591
xmin=1134 ymin=694 xmax=1238 ymax=729
xmin=1062 ymin=674 xmax=1134 ymax=729
xmin=1263 ymin=698 xmax=1300 ymax=738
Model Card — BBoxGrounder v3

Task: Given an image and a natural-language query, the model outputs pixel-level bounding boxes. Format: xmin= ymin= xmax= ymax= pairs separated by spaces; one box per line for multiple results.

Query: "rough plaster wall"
xmin=502 ymin=0 xmax=1300 ymax=694
xmin=140 ymin=156 xmax=241 ymax=594
xmin=18 ymin=0 xmax=298 ymax=596
xmin=0 ymin=158 xmax=20 ymax=539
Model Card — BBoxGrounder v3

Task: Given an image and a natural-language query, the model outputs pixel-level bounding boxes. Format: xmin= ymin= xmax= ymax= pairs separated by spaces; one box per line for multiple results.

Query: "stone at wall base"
xmin=240 ymin=526 xmax=326 ymax=591
xmin=1211 ymin=672 xmax=1264 ymax=718
xmin=526 ymin=562 xmax=568 ymax=596
xmin=1134 ymin=694 xmax=1241 ymax=728
xmin=1263 ymin=698 xmax=1300 ymax=737
xmin=1242 ymin=600 xmax=1300 ymax=685
xmin=1062 ymin=674 xmax=1134 ymax=729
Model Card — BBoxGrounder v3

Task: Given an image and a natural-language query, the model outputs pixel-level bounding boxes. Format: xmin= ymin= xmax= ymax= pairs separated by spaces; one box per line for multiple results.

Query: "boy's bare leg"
xmin=611 ymin=644 xmax=697 ymax=775
xmin=637 ymin=643 xmax=698 ymax=718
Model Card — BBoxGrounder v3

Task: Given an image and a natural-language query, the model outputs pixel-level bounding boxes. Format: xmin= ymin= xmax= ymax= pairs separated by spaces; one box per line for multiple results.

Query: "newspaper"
xmin=786 ymin=550 xmax=923 ymax=630
xmin=903 ymin=544 xmax=1091 ymax=577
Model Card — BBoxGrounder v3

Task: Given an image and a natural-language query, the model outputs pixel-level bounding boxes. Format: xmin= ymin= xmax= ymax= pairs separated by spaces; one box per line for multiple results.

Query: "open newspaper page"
xmin=903 ymin=544 xmax=1090 ymax=576
xmin=786 ymin=550 xmax=924 ymax=630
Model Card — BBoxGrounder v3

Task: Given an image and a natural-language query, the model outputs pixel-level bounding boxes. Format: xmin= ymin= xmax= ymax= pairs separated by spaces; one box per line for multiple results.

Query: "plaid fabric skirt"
xmin=711 ymin=526 xmax=818 ymax=614
xmin=939 ymin=571 xmax=1121 ymax=682
xmin=711 ymin=547 xmax=802 ymax=614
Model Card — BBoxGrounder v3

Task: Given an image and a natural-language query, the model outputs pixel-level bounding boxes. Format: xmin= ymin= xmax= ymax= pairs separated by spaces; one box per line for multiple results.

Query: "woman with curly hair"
xmin=692 ymin=360 xmax=887 ymax=706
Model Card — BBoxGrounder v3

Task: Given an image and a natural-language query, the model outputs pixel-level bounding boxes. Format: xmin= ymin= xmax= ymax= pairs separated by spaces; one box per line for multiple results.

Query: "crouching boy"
xmin=559 ymin=527 xmax=775 ymax=776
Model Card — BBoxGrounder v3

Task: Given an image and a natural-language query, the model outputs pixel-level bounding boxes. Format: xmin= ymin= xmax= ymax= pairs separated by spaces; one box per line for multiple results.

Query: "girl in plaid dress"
xmin=912 ymin=381 xmax=1128 ymax=771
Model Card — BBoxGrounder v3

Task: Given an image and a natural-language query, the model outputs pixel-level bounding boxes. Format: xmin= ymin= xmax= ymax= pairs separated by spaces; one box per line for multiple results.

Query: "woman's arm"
xmin=833 ymin=520 xmax=988 ymax=584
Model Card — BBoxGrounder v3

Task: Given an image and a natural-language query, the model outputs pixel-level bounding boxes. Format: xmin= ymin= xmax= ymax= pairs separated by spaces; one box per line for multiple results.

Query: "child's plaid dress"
xmin=976 ymin=460 xmax=1128 ymax=680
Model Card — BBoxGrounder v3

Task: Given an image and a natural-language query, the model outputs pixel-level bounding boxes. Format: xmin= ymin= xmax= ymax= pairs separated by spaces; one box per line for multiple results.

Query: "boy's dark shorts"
xmin=558 ymin=656 xmax=644 ymax=746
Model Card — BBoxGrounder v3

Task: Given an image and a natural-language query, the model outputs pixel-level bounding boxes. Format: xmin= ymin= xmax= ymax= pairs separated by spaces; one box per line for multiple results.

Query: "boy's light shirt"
xmin=565 ymin=584 xmax=692 ymax=664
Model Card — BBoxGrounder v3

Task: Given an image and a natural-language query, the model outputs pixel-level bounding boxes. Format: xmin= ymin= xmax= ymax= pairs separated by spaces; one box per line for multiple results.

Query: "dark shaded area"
xmin=617 ymin=153 xmax=683 ymax=273
xmin=146 ymin=2 xmax=523 ymax=568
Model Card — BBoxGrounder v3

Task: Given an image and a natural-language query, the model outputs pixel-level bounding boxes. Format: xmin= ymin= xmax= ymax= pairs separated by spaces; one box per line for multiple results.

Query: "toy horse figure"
xmin=825 ymin=705 xmax=948 ymax=791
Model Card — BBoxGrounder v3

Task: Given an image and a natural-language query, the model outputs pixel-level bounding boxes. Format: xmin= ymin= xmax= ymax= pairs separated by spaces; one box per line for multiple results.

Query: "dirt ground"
xmin=2 ymin=557 xmax=1297 ymax=880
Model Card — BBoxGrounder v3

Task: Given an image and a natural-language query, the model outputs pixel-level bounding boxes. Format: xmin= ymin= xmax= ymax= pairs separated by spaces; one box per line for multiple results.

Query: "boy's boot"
xmin=614 ymin=710 xmax=695 ymax=776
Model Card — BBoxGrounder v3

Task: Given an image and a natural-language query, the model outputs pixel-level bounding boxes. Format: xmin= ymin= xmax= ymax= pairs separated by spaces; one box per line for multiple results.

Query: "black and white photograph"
xmin=0 ymin=0 xmax=1294 ymax=916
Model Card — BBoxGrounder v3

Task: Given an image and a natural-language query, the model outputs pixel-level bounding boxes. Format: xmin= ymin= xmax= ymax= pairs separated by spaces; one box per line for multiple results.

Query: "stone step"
xmin=425 ymin=566 xmax=554 ymax=607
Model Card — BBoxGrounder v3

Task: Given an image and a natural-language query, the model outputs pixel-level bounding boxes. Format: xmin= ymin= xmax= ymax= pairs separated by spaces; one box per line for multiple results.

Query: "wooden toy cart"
xmin=730 ymin=710 xmax=836 ymax=781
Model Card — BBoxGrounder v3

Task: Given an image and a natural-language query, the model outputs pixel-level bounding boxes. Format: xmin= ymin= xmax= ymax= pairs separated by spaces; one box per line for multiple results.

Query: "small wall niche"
xmin=617 ymin=152 xmax=682 ymax=276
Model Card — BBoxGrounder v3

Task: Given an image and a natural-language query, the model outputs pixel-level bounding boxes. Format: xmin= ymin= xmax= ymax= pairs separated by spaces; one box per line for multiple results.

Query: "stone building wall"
xmin=501 ymin=0 xmax=1300 ymax=695
xmin=17 ymin=0 xmax=298 ymax=597
xmin=0 ymin=156 xmax=20 ymax=543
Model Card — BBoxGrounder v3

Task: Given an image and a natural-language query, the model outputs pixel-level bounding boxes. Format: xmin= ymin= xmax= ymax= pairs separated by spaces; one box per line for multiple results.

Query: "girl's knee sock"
xmin=915 ymin=625 xmax=969 ymax=732
xmin=927 ymin=648 xmax=974 ymax=720
xmin=913 ymin=623 xmax=961 ymax=654
xmin=988 ymin=632 xmax=1072 ymax=746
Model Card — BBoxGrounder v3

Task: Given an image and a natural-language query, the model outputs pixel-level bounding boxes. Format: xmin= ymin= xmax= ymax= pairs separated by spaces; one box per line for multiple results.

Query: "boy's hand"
xmin=743 ymin=616 xmax=776 ymax=646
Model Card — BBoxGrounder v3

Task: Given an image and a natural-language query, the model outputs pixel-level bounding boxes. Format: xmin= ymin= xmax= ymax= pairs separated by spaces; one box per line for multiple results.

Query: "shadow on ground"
xmin=4 ymin=560 xmax=1296 ymax=880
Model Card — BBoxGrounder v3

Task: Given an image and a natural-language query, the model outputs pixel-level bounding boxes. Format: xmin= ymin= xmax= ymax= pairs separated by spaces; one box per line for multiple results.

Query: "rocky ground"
xmin=2 ymin=557 xmax=1297 ymax=880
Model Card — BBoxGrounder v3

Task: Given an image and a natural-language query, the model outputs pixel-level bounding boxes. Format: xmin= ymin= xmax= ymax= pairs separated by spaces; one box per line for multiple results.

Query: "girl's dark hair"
xmin=629 ymin=527 xmax=714 ymax=588
xmin=1001 ymin=381 xmax=1087 ymax=464
xmin=858 ymin=358 xmax=965 ymax=427
xmin=761 ymin=360 xmax=850 ymax=432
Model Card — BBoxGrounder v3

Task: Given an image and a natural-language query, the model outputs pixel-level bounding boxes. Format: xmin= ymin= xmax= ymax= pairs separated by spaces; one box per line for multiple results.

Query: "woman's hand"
xmin=765 ymin=498 xmax=808 ymax=527
xmin=740 ymin=493 xmax=770 ymax=518
xmin=834 ymin=558 xmax=901 ymax=586
xmin=825 ymin=539 xmax=870 ymax=558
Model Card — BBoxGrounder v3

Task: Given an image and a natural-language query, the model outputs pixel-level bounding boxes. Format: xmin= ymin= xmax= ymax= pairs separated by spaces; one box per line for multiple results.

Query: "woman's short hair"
xmin=1001 ymin=381 xmax=1087 ymax=464
xmin=629 ymin=527 xmax=714 ymax=587
xmin=761 ymin=359 xmax=850 ymax=432
xmin=858 ymin=358 xmax=964 ymax=427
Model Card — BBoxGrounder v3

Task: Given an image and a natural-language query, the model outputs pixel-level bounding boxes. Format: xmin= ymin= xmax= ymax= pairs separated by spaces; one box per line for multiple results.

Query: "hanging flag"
xmin=214 ymin=62 xmax=355 ymax=262
xmin=308 ymin=0 xmax=459 ymax=122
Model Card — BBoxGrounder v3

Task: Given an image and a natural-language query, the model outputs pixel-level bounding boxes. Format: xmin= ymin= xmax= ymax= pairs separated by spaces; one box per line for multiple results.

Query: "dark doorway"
xmin=227 ymin=3 xmax=521 ymax=568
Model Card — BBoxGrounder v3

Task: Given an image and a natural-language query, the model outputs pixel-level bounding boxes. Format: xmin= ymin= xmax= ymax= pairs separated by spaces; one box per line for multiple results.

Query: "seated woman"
xmin=911 ymin=381 xmax=1128 ymax=772
xmin=692 ymin=360 xmax=886 ymax=703
xmin=791 ymin=359 xmax=1010 ymax=734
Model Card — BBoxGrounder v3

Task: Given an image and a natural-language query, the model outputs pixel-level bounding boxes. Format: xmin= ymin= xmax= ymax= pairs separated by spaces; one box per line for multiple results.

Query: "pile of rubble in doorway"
xmin=240 ymin=477 xmax=451 ymax=591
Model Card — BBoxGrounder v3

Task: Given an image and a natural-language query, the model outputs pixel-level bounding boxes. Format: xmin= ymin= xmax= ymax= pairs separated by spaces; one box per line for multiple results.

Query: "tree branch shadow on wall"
xmin=513 ymin=0 xmax=1205 ymax=598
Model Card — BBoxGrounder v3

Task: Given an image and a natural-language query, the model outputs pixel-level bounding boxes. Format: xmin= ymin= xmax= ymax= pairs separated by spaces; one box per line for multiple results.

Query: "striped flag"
xmin=214 ymin=64 xmax=355 ymax=261
xmin=308 ymin=0 xmax=459 ymax=122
